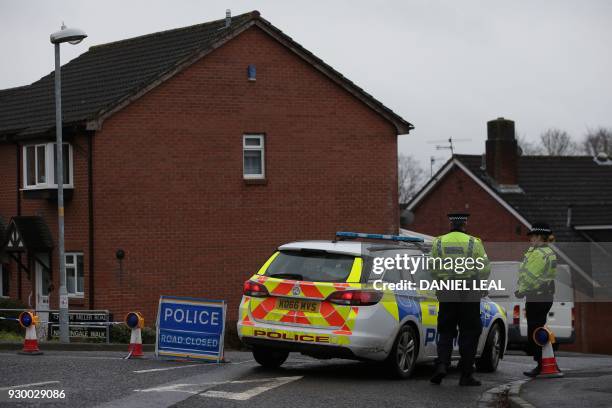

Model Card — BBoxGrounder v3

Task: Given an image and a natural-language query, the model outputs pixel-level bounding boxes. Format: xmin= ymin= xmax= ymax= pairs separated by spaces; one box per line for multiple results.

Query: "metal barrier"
xmin=0 ymin=309 xmax=116 ymax=343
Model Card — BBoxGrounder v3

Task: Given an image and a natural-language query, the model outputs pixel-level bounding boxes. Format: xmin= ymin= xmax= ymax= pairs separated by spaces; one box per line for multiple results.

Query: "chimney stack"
xmin=485 ymin=117 xmax=518 ymax=186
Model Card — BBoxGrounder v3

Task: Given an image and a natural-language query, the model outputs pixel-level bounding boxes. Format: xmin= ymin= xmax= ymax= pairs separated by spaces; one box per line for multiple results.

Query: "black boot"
xmin=459 ymin=374 xmax=481 ymax=386
xmin=430 ymin=363 xmax=447 ymax=384
xmin=523 ymin=363 xmax=541 ymax=377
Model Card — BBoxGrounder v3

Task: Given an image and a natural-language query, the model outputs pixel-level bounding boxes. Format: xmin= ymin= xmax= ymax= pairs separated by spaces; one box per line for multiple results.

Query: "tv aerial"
xmin=427 ymin=137 xmax=471 ymax=155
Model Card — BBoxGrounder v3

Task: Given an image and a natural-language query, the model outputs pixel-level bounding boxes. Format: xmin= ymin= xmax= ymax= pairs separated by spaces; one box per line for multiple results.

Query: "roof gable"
xmin=2 ymin=216 xmax=54 ymax=253
xmin=408 ymin=154 xmax=612 ymax=242
xmin=0 ymin=11 xmax=412 ymax=140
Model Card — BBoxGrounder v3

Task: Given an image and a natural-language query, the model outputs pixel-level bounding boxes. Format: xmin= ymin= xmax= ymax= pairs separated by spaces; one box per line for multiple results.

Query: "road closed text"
xmin=159 ymin=334 xmax=219 ymax=348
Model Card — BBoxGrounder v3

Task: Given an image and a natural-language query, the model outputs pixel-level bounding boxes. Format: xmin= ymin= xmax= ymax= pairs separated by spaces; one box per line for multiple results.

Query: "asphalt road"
xmin=1 ymin=350 xmax=612 ymax=408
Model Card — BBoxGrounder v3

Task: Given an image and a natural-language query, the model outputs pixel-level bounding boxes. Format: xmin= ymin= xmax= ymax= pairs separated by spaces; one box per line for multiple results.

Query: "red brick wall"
xmin=409 ymin=164 xmax=612 ymax=355
xmin=409 ymin=165 xmax=526 ymax=243
xmin=91 ymin=25 xmax=399 ymax=323
xmin=0 ymin=135 xmax=91 ymax=310
xmin=0 ymin=145 xmax=18 ymax=299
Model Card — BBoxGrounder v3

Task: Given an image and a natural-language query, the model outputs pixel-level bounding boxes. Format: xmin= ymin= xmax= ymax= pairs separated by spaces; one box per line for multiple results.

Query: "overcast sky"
xmin=2 ymin=0 xmax=611 ymax=171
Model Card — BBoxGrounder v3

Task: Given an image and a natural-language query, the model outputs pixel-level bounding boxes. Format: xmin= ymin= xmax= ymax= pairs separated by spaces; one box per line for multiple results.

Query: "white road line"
xmin=201 ymin=376 xmax=303 ymax=401
xmin=134 ymin=378 xmax=275 ymax=393
xmin=0 ymin=381 xmax=60 ymax=391
xmin=134 ymin=364 xmax=200 ymax=374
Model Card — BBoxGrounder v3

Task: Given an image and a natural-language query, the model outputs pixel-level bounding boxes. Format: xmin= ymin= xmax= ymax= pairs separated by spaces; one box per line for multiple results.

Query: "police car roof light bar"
xmin=335 ymin=231 xmax=424 ymax=243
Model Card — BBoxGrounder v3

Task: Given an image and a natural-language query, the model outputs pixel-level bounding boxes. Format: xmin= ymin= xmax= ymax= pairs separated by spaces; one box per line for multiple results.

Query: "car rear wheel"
xmin=252 ymin=347 xmax=289 ymax=369
xmin=476 ymin=322 xmax=503 ymax=372
xmin=385 ymin=325 xmax=418 ymax=379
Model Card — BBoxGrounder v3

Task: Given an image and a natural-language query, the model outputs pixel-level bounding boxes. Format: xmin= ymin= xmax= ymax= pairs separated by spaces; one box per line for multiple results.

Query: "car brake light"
xmin=513 ymin=305 xmax=520 ymax=325
xmin=326 ymin=290 xmax=382 ymax=306
xmin=243 ymin=280 xmax=269 ymax=297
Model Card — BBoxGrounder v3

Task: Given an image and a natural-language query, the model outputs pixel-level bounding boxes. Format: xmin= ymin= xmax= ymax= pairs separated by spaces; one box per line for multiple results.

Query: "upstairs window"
xmin=23 ymin=143 xmax=73 ymax=189
xmin=243 ymin=135 xmax=265 ymax=179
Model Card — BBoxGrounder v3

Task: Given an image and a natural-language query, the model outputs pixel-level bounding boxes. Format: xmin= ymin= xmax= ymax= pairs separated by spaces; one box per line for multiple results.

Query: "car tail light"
xmin=326 ymin=290 xmax=383 ymax=306
xmin=513 ymin=305 xmax=520 ymax=325
xmin=243 ymin=280 xmax=269 ymax=297
xmin=572 ymin=307 xmax=575 ymax=328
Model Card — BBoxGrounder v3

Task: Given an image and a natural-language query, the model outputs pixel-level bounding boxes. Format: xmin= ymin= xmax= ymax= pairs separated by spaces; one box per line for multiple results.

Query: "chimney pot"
xmin=225 ymin=9 xmax=231 ymax=28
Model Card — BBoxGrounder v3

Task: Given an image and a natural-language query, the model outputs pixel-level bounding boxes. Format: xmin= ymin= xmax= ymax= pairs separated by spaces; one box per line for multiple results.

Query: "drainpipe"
xmin=87 ymin=133 xmax=95 ymax=309
xmin=16 ymin=143 xmax=22 ymax=300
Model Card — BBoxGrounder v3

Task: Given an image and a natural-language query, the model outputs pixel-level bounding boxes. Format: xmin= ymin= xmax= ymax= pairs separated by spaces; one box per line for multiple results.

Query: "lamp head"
xmin=50 ymin=25 xmax=87 ymax=45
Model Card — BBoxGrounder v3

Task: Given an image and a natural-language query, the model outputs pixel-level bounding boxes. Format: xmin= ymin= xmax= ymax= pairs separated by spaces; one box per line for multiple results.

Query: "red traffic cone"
xmin=533 ymin=327 xmax=563 ymax=378
xmin=127 ymin=327 xmax=144 ymax=358
xmin=18 ymin=311 xmax=43 ymax=355
xmin=125 ymin=312 xmax=145 ymax=359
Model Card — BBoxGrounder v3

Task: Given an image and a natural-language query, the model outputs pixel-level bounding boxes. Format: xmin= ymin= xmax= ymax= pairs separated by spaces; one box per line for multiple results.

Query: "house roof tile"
xmin=0 ymin=11 xmax=412 ymax=140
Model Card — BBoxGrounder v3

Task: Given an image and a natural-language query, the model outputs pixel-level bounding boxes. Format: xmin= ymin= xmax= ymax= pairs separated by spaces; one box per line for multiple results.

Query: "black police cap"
xmin=447 ymin=212 xmax=470 ymax=222
xmin=527 ymin=222 xmax=552 ymax=236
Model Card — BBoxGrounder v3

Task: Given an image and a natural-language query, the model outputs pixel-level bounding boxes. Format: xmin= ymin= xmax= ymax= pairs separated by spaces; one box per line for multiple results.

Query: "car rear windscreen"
xmin=264 ymin=250 xmax=356 ymax=282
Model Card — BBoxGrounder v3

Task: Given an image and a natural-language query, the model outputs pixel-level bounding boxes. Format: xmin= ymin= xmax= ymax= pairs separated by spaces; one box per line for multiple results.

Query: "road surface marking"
xmin=0 ymin=381 xmax=60 ymax=391
xmin=201 ymin=376 xmax=303 ymax=401
xmin=134 ymin=378 xmax=271 ymax=393
xmin=134 ymin=384 xmax=209 ymax=394
xmin=134 ymin=364 xmax=200 ymax=374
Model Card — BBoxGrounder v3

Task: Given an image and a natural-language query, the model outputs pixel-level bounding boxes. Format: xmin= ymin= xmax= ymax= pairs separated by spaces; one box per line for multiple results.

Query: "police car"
xmin=238 ymin=232 xmax=507 ymax=378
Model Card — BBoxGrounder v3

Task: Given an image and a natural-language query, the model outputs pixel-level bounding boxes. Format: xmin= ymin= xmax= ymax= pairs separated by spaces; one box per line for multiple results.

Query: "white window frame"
xmin=0 ymin=265 xmax=7 ymax=298
xmin=243 ymin=134 xmax=265 ymax=179
xmin=22 ymin=142 xmax=74 ymax=190
xmin=65 ymin=253 xmax=84 ymax=298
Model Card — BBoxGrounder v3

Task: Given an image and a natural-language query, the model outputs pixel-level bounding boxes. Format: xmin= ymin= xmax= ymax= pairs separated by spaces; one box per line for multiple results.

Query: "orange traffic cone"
xmin=18 ymin=311 xmax=43 ymax=355
xmin=533 ymin=327 xmax=563 ymax=378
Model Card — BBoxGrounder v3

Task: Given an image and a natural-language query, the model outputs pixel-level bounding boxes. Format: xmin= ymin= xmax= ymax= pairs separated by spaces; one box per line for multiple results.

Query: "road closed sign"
xmin=156 ymin=296 xmax=226 ymax=362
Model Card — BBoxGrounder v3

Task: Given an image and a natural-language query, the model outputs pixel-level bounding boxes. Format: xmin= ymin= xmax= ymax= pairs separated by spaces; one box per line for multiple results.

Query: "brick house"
xmin=0 ymin=11 xmax=412 ymax=330
xmin=404 ymin=117 xmax=612 ymax=354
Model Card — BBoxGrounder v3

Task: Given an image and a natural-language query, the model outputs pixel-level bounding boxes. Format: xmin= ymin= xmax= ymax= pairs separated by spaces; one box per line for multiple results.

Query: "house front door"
xmin=35 ymin=262 xmax=50 ymax=328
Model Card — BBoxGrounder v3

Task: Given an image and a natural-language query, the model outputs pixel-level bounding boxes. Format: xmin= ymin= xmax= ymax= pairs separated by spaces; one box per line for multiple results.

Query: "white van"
xmin=488 ymin=262 xmax=575 ymax=350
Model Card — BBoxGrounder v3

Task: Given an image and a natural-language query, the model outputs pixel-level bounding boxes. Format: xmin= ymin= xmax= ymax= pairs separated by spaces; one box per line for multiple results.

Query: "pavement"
xmin=518 ymin=355 xmax=612 ymax=408
xmin=0 ymin=349 xmax=611 ymax=408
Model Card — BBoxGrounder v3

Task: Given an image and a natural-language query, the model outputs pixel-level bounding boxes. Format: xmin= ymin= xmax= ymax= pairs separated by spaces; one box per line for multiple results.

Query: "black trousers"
xmin=525 ymin=300 xmax=553 ymax=363
xmin=435 ymin=301 xmax=482 ymax=375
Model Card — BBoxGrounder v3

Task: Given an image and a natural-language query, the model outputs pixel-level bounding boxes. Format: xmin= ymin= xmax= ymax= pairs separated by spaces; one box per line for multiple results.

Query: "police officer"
xmin=430 ymin=213 xmax=491 ymax=386
xmin=514 ymin=222 xmax=557 ymax=377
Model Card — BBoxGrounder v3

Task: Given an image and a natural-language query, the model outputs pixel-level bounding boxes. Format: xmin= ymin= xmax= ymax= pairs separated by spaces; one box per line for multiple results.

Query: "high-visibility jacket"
xmin=430 ymin=231 xmax=491 ymax=281
xmin=517 ymin=245 xmax=557 ymax=295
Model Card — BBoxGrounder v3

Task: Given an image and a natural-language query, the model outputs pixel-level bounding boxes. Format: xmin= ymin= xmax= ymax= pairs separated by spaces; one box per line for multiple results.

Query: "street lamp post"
xmin=50 ymin=24 xmax=87 ymax=343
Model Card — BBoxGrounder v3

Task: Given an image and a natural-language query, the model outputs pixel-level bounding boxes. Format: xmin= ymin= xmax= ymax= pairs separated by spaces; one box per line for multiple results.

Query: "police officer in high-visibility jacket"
xmin=514 ymin=222 xmax=557 ymax=377
xmin=430 ymin=213 xmax=491 ymax=386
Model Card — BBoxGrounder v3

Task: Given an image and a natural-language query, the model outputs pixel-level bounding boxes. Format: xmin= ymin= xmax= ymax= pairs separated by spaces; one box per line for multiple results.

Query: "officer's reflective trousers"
xmin=435 ymin=301 xmax=482 ymax=375
xmin=525 ymin=300 xmax=553 ymax=362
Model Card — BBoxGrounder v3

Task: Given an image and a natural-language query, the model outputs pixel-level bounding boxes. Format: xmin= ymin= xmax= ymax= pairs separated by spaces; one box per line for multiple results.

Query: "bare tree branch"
xmin=516 ymin=133 xmax=542 ymax=155
xmin=398 ymin=154 xmax=425 ymax=204
xmin=582 ymin=127 xmax=612 ymax=156
xmin=539 ymin=128 xmax=577 ymax=155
